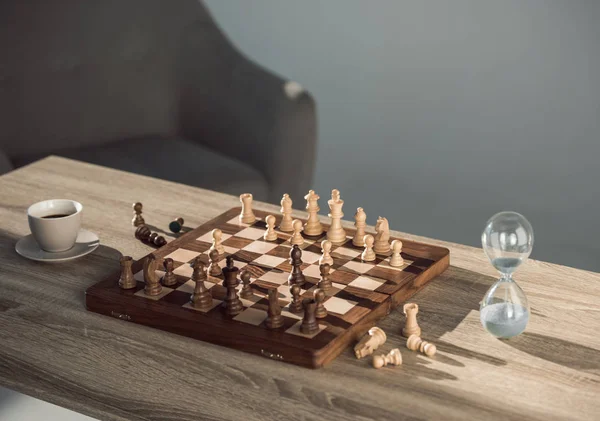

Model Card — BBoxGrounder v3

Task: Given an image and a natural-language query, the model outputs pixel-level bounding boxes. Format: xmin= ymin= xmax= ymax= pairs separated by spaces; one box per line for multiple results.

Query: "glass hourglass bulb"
xmin=480 ymin=211 xmax=533 ymax=338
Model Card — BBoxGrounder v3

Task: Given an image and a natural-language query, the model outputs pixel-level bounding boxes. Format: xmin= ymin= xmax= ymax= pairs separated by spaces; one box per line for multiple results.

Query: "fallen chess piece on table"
xmin=354 ymin=327 xmax=387 ymax=359
xmin=135 ymin=225 xmax=167 ymax=247
xmin=372 ymin=349 xmax=402 ymax=369
xmin=406 ymin=334 xmax=437 ymax=357
xmin=169 ymin=217 xmax=185 ymax=233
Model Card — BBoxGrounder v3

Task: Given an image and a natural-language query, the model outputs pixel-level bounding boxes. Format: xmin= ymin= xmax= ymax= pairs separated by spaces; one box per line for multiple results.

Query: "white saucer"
xmin=15 ymin=229 xmax=100 ymax=262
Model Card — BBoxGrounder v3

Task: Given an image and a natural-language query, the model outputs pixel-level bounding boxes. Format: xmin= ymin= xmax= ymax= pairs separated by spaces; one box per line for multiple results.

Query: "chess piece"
xmin=326 ymin=189 xmax=346 ymax=244
xmin=372 ymin=349 xmax=402 ymax=369
xmin=118 ymin=256 xmax=136 ymax=289
xmin=161 ymin=257 xmax=177 ymax=286
xmin=263 ymin=215 xmax=278 ymax=241
xmin=352 ymin=207 xmax=367 ymax=247
xmin=135 ymin=224 xmax=151 ymax=241
xmin=208 ymin=249 xmax=222 ymax=277
xmin=265 ymin=289 xmax=284 ymax=329
xmin=389 ymin=240 xmax=404 ymax=267
xmin=300 ymin=298 xmax=319 ymax=334
xmin=319 ymin=240 xmax=333 ymax=265
xmin=222 ymin=256 xmax=243 ymax=316
xmin=288 ymin=284 xmax=303 ymax=313
xmin=279 ymin=193 xmax=294 ymax=232
xmin=143 ymin=255 xmax=162 ymax=296
xmin=406 ymin=335 xmax=437 ymax=357
xmin=361 ymin=234 xmax=376 ymax=261
xmin=239 ymin=270 xmax=253 ymax=299
xmin=169 ymin=217 xmax=184 ymax=233
xmin=132 ymin=202 xmax=144 ymax=226
xmin=402 ymin=303 xmax=421 ymax=338
xmin=314 ymin=288 xmax=327 ymax=318
xmin=153 ymin=235 xmax=167 ymax=247
xmin=210 ymin=228 xmax=225 ymax=255
xmin=354 ymin=327 xmax=387 ymax=359
xmin=288 ymin=245 xmax=305 ymax=285
xmin=318 ymin=263 xmax=332 ymax=295
xmin=303 ymin=190 xmax=323 ymax=236
xmin=239 ymin=193 xmax=256 ymax=224
xmin=190 ymin=259 xmax=213 ymax=310
xmin=290 ymin=219 xmax=304 ymax=245
xmin=374 ymin=216 xmax=391 ymax=254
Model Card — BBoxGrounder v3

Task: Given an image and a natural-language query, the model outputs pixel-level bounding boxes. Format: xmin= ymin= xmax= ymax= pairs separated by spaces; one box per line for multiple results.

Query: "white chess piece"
xmin=389 ymin=239 xmax=404 ymax=267
xmin=319 ymin=240 xmax=334 ymax=265
xmin=373 ymin=216 xmax=391 ymax=254
xmin=304 ymin=190 xmax=323 ymax=236
xmin=239 ymin=193 xmax=256 ymax=224
xmin=362 ymin=234 xmax=376 ymax=261
xmin=210 ymin=228 xmax=225 ymax=255
xmin=264 ymin=215 xmax=278 ymax=241
xmin=280 ymin=193 xmax=293 ymax=232
xmin=352 ymin=207 xmax=367 ymax=247
xmin=326 ymin=189 xmax=346 ymax=244
xmin=290 ymin=219 xmax=304 ymax=245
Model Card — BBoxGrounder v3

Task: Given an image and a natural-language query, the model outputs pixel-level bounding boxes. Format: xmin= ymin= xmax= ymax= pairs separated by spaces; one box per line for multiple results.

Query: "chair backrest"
xmin=0 ymin=0 xmax=214 ymax=157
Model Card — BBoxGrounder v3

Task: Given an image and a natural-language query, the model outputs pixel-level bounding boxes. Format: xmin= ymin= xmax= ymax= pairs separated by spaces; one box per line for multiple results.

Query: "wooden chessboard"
xmin=85 ymin=207 xmax=450 ymax=368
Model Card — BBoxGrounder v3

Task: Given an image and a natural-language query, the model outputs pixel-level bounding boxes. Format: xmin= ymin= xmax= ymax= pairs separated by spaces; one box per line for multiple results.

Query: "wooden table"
xmin=0 ymin=156 xmax=598 ymax=421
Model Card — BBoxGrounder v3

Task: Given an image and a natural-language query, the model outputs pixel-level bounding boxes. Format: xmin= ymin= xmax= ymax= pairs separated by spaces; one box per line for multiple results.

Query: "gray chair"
xmin=0 ymin=0 xmax=317 ymax=203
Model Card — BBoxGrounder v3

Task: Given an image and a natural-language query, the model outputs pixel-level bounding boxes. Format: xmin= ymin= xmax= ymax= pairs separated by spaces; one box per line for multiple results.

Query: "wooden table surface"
xmin=0 ymin=156 xmax=598 ymax=421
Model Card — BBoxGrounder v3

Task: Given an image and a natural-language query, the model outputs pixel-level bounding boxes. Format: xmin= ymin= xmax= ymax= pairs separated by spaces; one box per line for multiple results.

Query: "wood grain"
xmin=0 ymin=156 xmax=599 ymax=421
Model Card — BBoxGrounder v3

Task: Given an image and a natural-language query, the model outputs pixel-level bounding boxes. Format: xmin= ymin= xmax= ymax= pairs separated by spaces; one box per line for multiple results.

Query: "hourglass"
xmin=480 ymin=211 xmax=533 ymax=338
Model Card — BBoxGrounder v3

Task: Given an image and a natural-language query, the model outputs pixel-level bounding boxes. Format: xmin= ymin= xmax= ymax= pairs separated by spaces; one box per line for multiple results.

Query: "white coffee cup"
xmin=27 ymin=199 xmax=83 ymax=252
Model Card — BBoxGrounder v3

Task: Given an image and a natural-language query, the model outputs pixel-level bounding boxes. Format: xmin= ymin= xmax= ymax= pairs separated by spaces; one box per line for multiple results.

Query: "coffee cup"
xmin=27 ymin=199 xmax=83 ymax=252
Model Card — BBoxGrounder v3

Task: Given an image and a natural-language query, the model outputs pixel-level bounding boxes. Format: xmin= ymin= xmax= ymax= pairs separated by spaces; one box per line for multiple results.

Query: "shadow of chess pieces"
xmin=264 ymin=215 xmax=278 ymax=241
xmin=389 ymin=239 xmax=404 ymax=267
xmin=288 ymin=244 xmax=305 ymax=286
xmin=303 ymin=190 xmax=323 ymax=236
xmin=372 ymin=349 xmax=402 ymax=369
xmin=354 ymin=327 xmax=387 ymax=359
xmin=402 ymin=302 xmax=421 ymax=338
xmin=208 ymin=249 xmax=221 ymax=276
xmin=161 ymin=257 xmax=177 ymax=286
xmin=266 ymin=288 xmax=284 ymax=329
xmin=118 ymin=256 xmax=136 ymax=289
xmin=314 ymin=288 xmax=327 ymax=318
xmin=132 ymin=202 xmax=145 ymax=226
xmin=169 ymin=217 xmax=184 ymax=233
xmin=406 ymin=334 xmax=437 ymax=357
xmin=239 ymin=270 xmax=253 ymax=299
xmin=143 ymin=255 xmax=162 ymax=296
xmin=191 ymin=259 xmax=213 ymax=310
xmin=288 ymin=284 xmax=303 ymax=313
xmin=300 ymin=298 xmax=319 ymax=334
xmin=279 ymin=193 xmax=294 ymax=232
xmin=239 ymin=193 xmax=256 ymax=224
xmin=222 ymin=256 xmax=243 ymax=317
xmin=318 ymin=263 xmax=332 ymax=295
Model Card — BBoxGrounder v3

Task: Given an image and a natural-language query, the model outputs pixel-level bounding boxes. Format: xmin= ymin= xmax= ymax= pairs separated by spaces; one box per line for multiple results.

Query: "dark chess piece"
xmin=132 ymin=202 xmax=145 ymax=227
xmin=169 ymin=217 xmax=185 ymax=233
xmin=314 ymin=288 xmax=327 ymax=318
xmin=222 ymin=257 xmax=243 ymax=317
xmin=288 ymin=244 xmax=305 ymax=286
xmin=135 ymin=224 xmax=151 ymax=241
xmin=208 ymin=249 xmax=222 ymax=276
xmin=153 ymin=235 xmax=167 ymax=247
xmin=161 ymin=257 xmax=177 ymax=286
xmin=318 ymin=263 xmax=332 ymax=295
xmin=300 ymin=298 xmax=319 ymax=335
xmin=265 ymin=288 xmax=284 ymax=329
xmin=118 ymin=256 xmax=136 ymax=289
xmin=143 ymin=255 xmax=162 ymax=296
xmin=288 ymin=284 xmax=303 ymax=314
xmin=239 ymin=270 xmax=253 ymax=299
xmin=191 ymin=259 xmax=213 ymax=310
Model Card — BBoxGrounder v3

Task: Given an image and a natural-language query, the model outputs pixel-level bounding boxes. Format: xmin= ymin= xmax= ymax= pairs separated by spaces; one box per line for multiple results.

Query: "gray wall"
xmin=205 ymin=0 xmax=600 ymax=272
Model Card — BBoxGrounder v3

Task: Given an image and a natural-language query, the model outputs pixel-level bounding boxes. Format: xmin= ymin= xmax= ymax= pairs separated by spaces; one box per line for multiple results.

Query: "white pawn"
xmin=290 ymin=219 xmax=304 ymax=245
xmin=372 ymin=349 xmax=402 ymax=369
xmin=352 ymin=207 xmax=367 ymax=247
xmin=280 ymin=193 xmax=294 ymax=232
xmin=239 ymin=193 xmax=256 ymax=224
xmin=209 ymin=228 xmax=224 ymax=255
xmin=319 ymin=240 xmax=333 ymax=265
xmin=389 ymin=239 xmax=404 ymax=267
xmin=264 ymin=215 xmax=278 ymax=241
xmin=362 ymin=234 xmax=376 ymax=261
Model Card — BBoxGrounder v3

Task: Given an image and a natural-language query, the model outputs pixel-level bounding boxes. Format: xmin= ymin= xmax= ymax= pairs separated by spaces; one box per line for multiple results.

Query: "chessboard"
xmin=85 ymin=207 xmax=449 ymax=368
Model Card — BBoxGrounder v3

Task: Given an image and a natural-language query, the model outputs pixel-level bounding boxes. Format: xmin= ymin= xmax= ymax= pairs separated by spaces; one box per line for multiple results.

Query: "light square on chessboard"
xmin=134 ymin=286 xmax=174 ymax=301
xmin=173 ymin=263 xmax=193 ymax=278
xmin=233 ymin=307 xmax=267 ymax=326
xmin=164 ymin=248 xmax=201 ymax=263
xmin=302 ymin=264 xmax=335 ymax=279
xmin=235 ymin=227 xmax=264 ymax=240
xmin=323 ymin=296 xmax=357 ymax=315
xmin=331 ymin=246 xmax=362 ymax=259
xmin=258 ymin=270 xmax=289 ymax=285
xmin=340 ymin=260 xmax=376 ymax=274
xmin=226 ymin=217 xmax=251 ymax=227
xmin=182 ymin=299 xmax=222 ymax=313
xmin=252 ymin=255 xmax=286 ymax=268
xmin=298 ymin=250 xmax=320 ymax=264
xmin=377 ymin=257 xmax=414 ymax=272
xmin=134 ymin=269 xmax=165 ymax=282
xmin=242 ymin=241 xmax=278 ymax=254
xmin=348 ymin=276 xmax=384 ymax=291
xmin=285 ymin=321 xmax=326 ymax=338
xmin=196 ymin=231 xmax=232 ymax=243
xmin=176 ymin=279 xmax=218 ymax=294
xmin=239 ymin=293 xmax=261 ymax=308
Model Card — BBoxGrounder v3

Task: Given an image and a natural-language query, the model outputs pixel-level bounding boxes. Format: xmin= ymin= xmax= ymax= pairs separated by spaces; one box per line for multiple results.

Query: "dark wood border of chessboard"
xmin=85 ymin=207 xmax=450 ymax=368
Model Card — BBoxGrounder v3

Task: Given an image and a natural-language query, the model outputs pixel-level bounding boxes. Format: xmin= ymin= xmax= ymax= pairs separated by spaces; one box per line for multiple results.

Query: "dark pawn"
xmin=154 ymin=235 xmax=167 ymax=247
xmin=288 ymin=284 xmax=303 ymax=314
xmin=300 ymin=298 xmax=319 ymax=334
xmin=314 ymin=288 xmax=327 ymax=318
xmin=265 ymin=289 xmax=284 ymax=329
xmin=288 ymin=244 xmax=305 ymax=286
xmin=191 ymin=259 xmax=212 ymax=310
xmin=169 ymin=217 xmax=185 ymax=233
xmin=135 ymin=224 xmax=151 ymax=241
xmin=318 ymin=263 xmax=332 ymax=295
xmin=161 ymin=258 xmax=177 ymax=286
xmin=208 ymin=249 xmax=221 ymax=276
xmin=239 ymin=270 xmax=253 ymax=299
xmin=222 ymin=257 xmax=243 ymax=317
